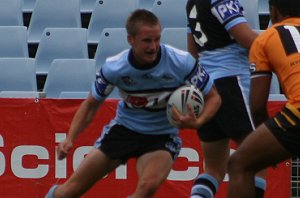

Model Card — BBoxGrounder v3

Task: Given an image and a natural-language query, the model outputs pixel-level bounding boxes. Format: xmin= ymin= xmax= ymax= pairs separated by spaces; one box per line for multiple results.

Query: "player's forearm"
xmin=251 ymin=107 xmax=269 ymax=128
xmin=196 ymin=87 xmax=221 ymax=128
xmin=67 ymin=98 xmax=101 ymax=142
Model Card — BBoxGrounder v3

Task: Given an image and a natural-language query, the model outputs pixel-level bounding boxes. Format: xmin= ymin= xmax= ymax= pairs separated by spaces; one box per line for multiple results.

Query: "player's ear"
xmin=127 ymin=35 xmax=134 ymax=45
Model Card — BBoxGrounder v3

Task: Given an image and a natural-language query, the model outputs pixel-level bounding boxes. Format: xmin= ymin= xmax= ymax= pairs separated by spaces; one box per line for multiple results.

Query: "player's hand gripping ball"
xmin=167 ymin=85 xmax=204 ymax=127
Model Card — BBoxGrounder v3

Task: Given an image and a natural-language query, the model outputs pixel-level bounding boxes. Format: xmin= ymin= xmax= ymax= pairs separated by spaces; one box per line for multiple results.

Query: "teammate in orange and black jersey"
xmin=228 ymin=0 xmax=300 ymax=197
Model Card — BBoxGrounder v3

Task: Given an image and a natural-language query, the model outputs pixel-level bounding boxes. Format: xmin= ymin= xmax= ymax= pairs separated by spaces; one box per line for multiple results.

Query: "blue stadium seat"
xmin=239 ymin=0 xmax=260 ymax=30
xmin=59 ymin=89 xmax=121 ymax=99
xmin=80 ymin=0 xmax=96 ymax=13
xmin=87 ymin=0 xmax=138 ymax=44
xmin=34 ymin=27 xmax=88 ymax=75
xmin=258 ymin=0 xmax=269 ymax=15
xmin=0 ymin=58 xmax=37 ymax=91
xmin=268 ymin=94 xmax=287 ymax=101
xmin=138 ymin=0 xmax=154 ymax=9
xmin=270 ymin=73 xmax=281 ymax=94
xmin=0 ymin=26 xmax=29 ymax=57
xmin=94 ymin=28 xmax=130 ymax=71
xmin=23 ymin=0 xmax=37 ymax=12
xmin=43 ymin=59 xmax=96 ymax=98
xmin=151 ymin=0 xmax=187 ymax=28
xmin=0 ymin=91 xmax=40 ymax=98
xmin=161 ymin=27 xmax=187 ymax=51
xmin=59 ymin=91 xmax=89 ymax=99
xmin=27 ymin=0 xmax=81 ymax=44
xmin=0 ymin=0 xmax=23 ymax=26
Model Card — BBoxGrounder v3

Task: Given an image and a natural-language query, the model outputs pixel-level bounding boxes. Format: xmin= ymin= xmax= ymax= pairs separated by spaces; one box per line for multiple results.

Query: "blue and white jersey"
xmin=186 ymin=0 xmax=250 ymax=80
xmin=92 ymin=44 xmax=213 ymax=135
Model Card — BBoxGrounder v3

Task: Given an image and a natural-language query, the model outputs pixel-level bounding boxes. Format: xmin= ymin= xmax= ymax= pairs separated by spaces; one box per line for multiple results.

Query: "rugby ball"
xmin=166 ymin=85 xmax=204 ymax=127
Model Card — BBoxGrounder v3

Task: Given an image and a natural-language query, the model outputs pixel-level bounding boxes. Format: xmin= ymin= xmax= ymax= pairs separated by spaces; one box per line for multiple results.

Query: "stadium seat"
xmin=239 ymin=0 xmax=260 ymax=30
xmin=161 ymin=27 xmax=187 ymax=51
xmin=87 ymin=0 xmax=138 ymax=44
xmin=80 ymin=0 xmax=96 ymax=13
xmin=27 ymin=0 xmax=81 ymax=44
xmin=0 ymin=91 xmax=40 ymax=98
xmin=0 ymin=26 xmax=29 ymax=57
xmin=268 ymin=94 xmax=287 ymax=101
xmin=270 ymin=73 xmax=281 ymax=94
xmin=0 ymin=58 xmax=37 ymax=92
xmin=59 ymin=90 xmax=121 ymax=99
xmin=258 ymin=0 xmax=269 ymax=15
xmin=23 ymin=0 xmax=37 ymax=12
xmin=138 ymin=0 xmax=154 ymax=9
xmin=94 ymin=28 xmax=130 ymax=71
xmin=43 ymin=59 xmax=96 ymax=98
xmin=34 ymin=27 xmax=89 ymax=75
xmin=0 ymin=0 xmax=23 ymax=26
xmin=151 ymin=0 xmax=187 ymax=28
xmin=59 ymin=91 xmax=89 ymax=99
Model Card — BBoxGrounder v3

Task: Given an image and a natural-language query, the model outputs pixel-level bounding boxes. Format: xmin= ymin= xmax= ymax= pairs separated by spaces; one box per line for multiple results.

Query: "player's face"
xmin=128 ymin=24 xmax=161 ymax=66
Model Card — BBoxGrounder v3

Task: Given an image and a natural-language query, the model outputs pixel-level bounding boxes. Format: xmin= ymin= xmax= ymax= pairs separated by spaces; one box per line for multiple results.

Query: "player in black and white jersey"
xmin=45 ymin=9 xmax=221 ymax=198
xmin=185 ymin=0 xmax=267 ymax=197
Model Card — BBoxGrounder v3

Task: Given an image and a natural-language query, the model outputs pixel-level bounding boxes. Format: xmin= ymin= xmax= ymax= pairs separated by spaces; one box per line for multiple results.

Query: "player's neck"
xmin=128 ymin=48 xmax=161 ymax=70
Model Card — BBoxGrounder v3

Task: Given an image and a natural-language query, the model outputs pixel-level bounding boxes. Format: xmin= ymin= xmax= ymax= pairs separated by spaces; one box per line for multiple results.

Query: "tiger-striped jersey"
xmin=250 ymin=18 xmax=300 ymax=108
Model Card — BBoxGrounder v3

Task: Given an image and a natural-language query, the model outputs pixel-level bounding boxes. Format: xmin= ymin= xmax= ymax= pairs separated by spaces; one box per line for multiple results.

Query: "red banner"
xmin=0 ymin=99 xmax=290 ymax=197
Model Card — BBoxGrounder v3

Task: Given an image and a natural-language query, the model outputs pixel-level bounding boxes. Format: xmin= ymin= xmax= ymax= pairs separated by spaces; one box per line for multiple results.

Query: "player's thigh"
xmin=231 ymin=124 xmax=290 ymax=172
xmin=201 ymin=139 xmax=230 ymax=174
xmin=64 ymin=148 xmax=121 ymax=190
xmin=136 ymin=150 xmax=174 ymax=183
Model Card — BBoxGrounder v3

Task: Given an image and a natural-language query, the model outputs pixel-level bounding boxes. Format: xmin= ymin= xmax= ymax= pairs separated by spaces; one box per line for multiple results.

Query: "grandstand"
xmin=21 ymin=0 xmax=270 ymax=91
xmin=0 ymin=0 xmax=298 ymax=197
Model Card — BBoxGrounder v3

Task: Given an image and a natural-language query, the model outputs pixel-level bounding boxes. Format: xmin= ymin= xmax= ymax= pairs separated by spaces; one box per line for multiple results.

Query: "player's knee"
xmin=228 ymin=152 xmax=247 ymax=175
xmin=137 ymin=178 xmax=161 ymax=197
xmin=56 ymin=182 xmax=84 ymax=198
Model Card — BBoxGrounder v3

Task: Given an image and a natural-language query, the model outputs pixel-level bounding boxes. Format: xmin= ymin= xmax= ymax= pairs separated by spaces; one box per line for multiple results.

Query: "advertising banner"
xmin=0 ymin=99 xmax=290 ymax=197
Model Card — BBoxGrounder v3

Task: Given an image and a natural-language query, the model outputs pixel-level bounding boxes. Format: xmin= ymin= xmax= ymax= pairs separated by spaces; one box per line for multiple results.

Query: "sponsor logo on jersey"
xmin=212 ymin=0 xmax=242 ymax=23
xmin=188 ymin=63 xmax=209 ymax=89
xmin=126 ymin=96 xmax=149 ymax=108
xmin=121 ymin=76 xmax=134 ymax=86
xmin=96 ymin=71 xmax=107 ymax=85
xmin=95 ymin=71 xmax=111 ymax=96
xmin=165 ymin=142 xmax=177 ymax=153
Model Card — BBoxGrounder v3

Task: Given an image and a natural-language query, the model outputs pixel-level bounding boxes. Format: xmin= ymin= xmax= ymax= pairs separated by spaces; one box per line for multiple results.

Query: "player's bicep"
xmin=250 ymin=74 xmax=271 ymax=113
xmin=228 ymin=22 xmax=258 ymax=48
xmin=92 ymin=70 xmax=114 ymax=101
